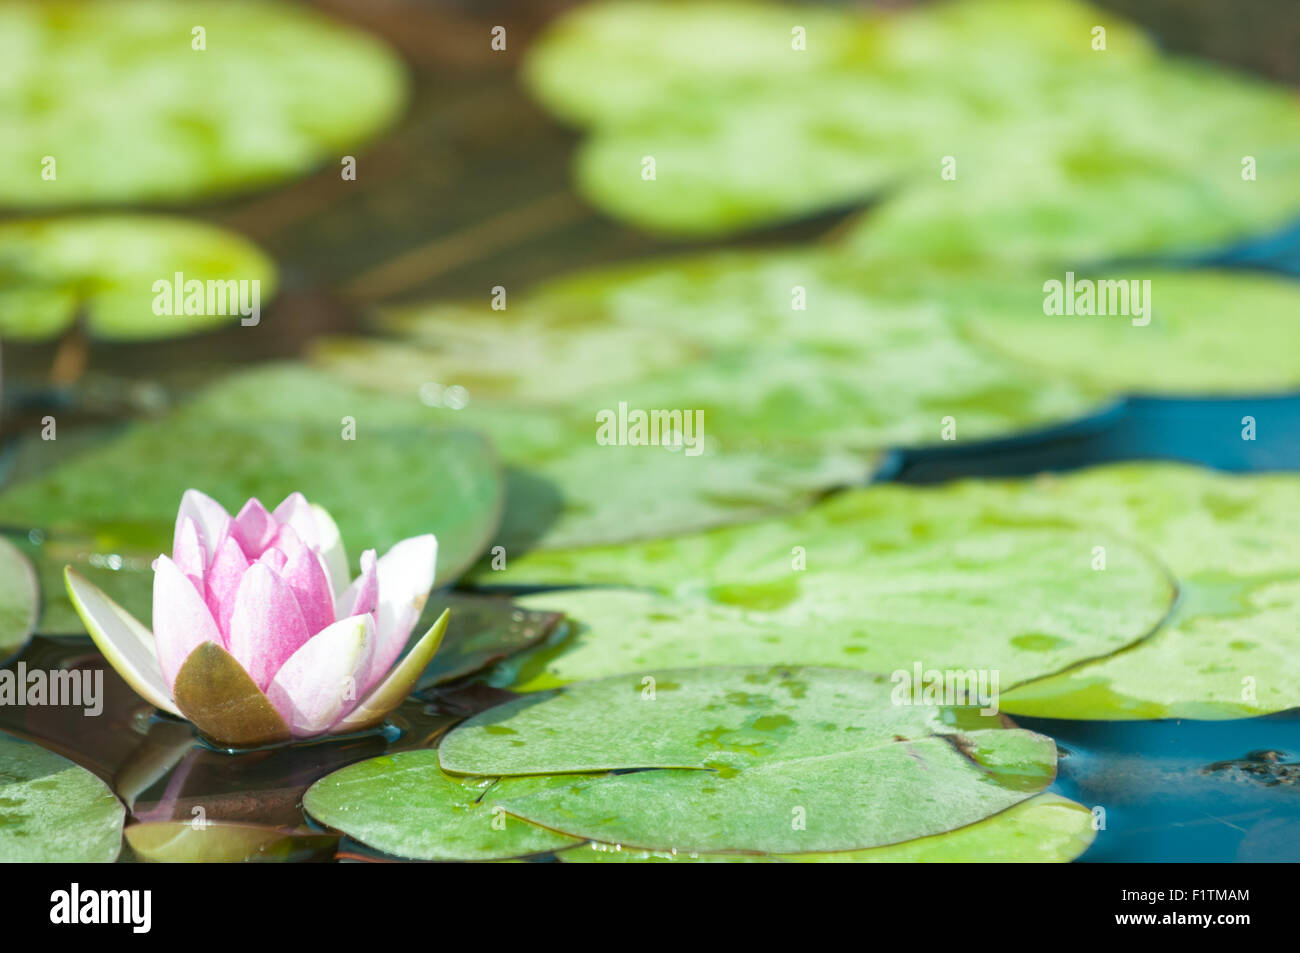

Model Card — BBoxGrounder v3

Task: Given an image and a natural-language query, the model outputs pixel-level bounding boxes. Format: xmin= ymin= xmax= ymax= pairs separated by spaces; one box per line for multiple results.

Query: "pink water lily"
xmin=65 ymin=490 xmax=448 ymax=748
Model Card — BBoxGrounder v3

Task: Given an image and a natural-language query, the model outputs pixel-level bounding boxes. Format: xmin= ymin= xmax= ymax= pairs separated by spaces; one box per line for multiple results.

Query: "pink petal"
xmin=308 ymin=503 xmax=350 ymax=597
xmin=232 ymin=498 xmax=277 ymax=558
xmin=257 ymin=547 xmax=288 ymax=574
xmin=226 ymin=562 xmax=311 ymax=691
xmin=204 ymin=534 xmax=249 ymax=644
xmin=272 ymin=524 xmax=336 ymax=636
xmin=174 ymin=489 xmax=230 ymax=559
xmin=153 ymin=554 xmax=222 ymax=692
xmin=265 ymin=614 xmax=374 ymax=737
xmin=272 ymin=493 xmax=319 ymax=550
xmin=171 ymin=516 xmax=207 ymax=590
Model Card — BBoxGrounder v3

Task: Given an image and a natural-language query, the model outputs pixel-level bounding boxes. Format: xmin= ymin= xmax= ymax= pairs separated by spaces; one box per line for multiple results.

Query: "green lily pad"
xmin=971 ymin=465 xmax=1300 ymax=719
xmin=315 ymin=250 xmax=1105 ymax=548
xmin=0 ymin=731 xmax=123 ymax=862
xmin=502 ymin=527 xmax=1172 ymax=690
xmin=440 ymin=666 xmax=1057 ymax=854
xmin=0 ymin=370 xmax=503 ymax=591
xmin=495 ymin=464 xmax=1300 ymax=719
xmin=948 ymin=269 xmax=1300 ymax=395
xmin=0 ymin=537 xmax=38 ymax=663
xmin=847 ymin=61 xmax=1300 ymax=267
xmin=525 ymin=0 xmax=1300 ymax=258
xmin=418 ymin=595 xmax=563 ymax=689
xmin=0 ymin=216 xmax=277 ymax=341
xmin=0 ymin=0 xmax=406 ymax=207
xmin=125 ymin=821 xmax=339 ymax=863
xmin=561 ymin=792 xmax=1095 ymax=862
xmin=523 ymin=0 xmax=881 ymax=129
xmin=302 ymin=749 xmax=584 ymax=861
xmin=478 ymin=481 xmax=1175 ymax=691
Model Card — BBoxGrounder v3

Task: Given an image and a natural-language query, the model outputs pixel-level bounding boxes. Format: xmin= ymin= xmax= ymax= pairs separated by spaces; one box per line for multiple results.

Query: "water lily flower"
xmin=65 ymin=490 xmax=448 ymax=748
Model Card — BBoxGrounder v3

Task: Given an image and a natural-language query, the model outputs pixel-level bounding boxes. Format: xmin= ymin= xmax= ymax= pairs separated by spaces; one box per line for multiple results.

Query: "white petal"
xmin=374 ymin=534 xmax=437 ymax=653
xmin=265 ymin=614 xmax=374 ymax=737
xmin=174 ymin=489 xmax=230 ymax=558
xmin=64 ymin=568 xmax=180 ymax=717
xmin=309 ymin=503 xmax=350 ymax=597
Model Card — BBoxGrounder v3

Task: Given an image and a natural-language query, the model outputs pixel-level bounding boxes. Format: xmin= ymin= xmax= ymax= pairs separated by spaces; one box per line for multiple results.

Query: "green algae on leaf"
xmin=0 ymin=731 xmax=124 ymax=862
xmin=125 ymin=822 xmax=339 ymax=863
xmin=0 ymin=216 xmax=276 ymax=341
xmin=561 ymin=792 xmax=1095 ymax=862
xmin=439 ymin=666 xmax=1057 ymax=854
xmin=0 ymin=537 xmax=38 ymax=663
xmin=0 ymin=0 xmax=406 ymax=208
xmin=302 ymin=749 xmax=584 ymax=861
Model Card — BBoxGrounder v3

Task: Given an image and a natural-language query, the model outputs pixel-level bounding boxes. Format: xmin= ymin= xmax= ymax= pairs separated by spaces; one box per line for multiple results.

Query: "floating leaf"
xmin=0 ymin=731 xmax=123 ymax=862
xmin=950 ymin=269 xmax=1300 ymax=395
xmin=480 ymin=482 xmax=1174 ymax=691
xmin=0 ymin=216 xmax=277 ymax=341
xmin=0 ymin=537 xmax=38 ymax=663
xmin=0 ymin=372 xmax=504 ymax=591
xmin=303 ymin=749 xmax=584 ymax=861
xmin=440 ymin=666 xmax=1057 ymax=854
xmin=561 ymin=793 xmax=1095 ymax=862
xmin=418 ymin=595 xmax=563 ymax=688
xmin=125 ymin=821 xmax=338 ymax=863
xmin=498 ymin=464 xmax=1300 ymax=718
xmin=1 ymin=0 xmax=406 ymax=207
xmin=525 ymin=0 xmax=1300 ymax=258
xmin=846 ymin=61 xmax=1300 ymax=266
xmin=315 ymin=251 xmax=1105 ymax=548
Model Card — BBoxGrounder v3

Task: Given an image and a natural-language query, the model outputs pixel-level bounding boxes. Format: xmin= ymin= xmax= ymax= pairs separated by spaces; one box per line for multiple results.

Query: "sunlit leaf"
xmin=0 ymin=0 xmax=406 ymax=207
xmin=0 ymin=216 xmax=276 ymax=341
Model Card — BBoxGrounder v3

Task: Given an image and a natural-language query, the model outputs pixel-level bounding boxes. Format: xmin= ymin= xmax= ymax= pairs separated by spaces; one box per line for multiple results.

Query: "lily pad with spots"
xmin=0 ymin=216 xmax=276 ymax=341
xmin=302 ymin=749 xmax=584 ymax=861
xmin=0 ymin=731 xmax=123 ymax=862
xmin=439 ymin=666 xmax=1058 ymax=854
xmin=0 ymin=0 xmax=407 ymax=207
xmin=561 ymin=792 xmax=1096 ymax=862
xmin=476 ymin=482 xmax=1175 ymax=692
xmin=492 ymin=464 xmax=1300 ymax=719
